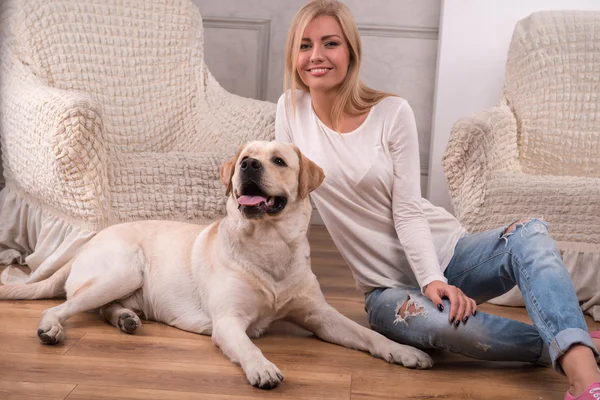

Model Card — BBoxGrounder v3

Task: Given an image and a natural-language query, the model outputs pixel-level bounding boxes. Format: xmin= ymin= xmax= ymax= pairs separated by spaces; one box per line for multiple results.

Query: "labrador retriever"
xmin=0 ymin=140 xmax=433 ymax=389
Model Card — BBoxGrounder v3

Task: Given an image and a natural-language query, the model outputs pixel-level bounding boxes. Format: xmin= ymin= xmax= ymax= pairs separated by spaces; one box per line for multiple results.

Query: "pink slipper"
xmin=564 ymin=382 xmax=600 ymax=400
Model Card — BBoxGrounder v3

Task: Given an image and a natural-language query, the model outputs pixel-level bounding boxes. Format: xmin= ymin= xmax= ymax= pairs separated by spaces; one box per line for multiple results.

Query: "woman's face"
xmin=296 ymin=15 xmax=350 ymax=94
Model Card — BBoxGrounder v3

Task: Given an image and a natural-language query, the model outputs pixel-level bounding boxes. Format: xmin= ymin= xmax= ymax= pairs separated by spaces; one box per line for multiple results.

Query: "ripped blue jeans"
xmin=365 ymin=219 xmax=598 ymax=374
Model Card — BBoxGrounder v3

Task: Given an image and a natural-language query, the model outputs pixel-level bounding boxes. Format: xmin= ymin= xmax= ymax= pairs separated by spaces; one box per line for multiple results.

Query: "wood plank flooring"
xmin=0 ymin=224 xmax=597 ymax=399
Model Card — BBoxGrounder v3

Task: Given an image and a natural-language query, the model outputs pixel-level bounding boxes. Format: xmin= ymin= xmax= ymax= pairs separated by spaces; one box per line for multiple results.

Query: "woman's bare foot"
xmin=561 ymin=345 xmax=600 ymax=397
xmin=593 ymin=337 xmax=600 ymax=359
xmin=590 ymin=329 xmax=600 ymax=361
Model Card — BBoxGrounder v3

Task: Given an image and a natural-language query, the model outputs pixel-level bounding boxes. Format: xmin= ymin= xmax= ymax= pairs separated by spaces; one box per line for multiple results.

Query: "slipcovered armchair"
xmin=443 ymin=10 xmax=600 ymax=320
xmin=0 ymin=0 xmax=275 ymax=283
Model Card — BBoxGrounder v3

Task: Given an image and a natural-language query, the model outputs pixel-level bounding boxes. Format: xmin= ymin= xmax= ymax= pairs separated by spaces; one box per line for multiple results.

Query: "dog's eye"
xmin=272 ymin=157 xmax=287 ymax=167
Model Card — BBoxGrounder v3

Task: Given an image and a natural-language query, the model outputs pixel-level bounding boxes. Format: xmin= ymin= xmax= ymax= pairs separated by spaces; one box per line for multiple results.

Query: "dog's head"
xmin=220 ymin=141 xmax=325 ymax=220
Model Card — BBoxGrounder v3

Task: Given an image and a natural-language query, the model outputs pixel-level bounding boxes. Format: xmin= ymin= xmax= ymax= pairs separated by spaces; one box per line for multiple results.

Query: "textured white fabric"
xmin=276 ymin=90 xmax=467 ymax=293
xmin=506 ymin=11 xmax=600 ymax=177
xmin=0 ymin=187 xmax=95 ymax=284
xmin=442 ymin=10 xmax=600 ymax=320
xmin=0 ymin=0 xmax=276 ymax=280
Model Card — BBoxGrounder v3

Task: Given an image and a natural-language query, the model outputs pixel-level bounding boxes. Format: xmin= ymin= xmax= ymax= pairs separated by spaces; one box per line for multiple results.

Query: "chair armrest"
xmin=442 ymin=102 xmax=519 ymax=221
xmin=1 ymin=41 xmax=109 ymax=227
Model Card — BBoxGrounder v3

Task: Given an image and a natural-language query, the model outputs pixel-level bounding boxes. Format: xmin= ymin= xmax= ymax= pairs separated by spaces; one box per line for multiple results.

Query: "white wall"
xmin=428 ymin=0 xmax=600 ymax=213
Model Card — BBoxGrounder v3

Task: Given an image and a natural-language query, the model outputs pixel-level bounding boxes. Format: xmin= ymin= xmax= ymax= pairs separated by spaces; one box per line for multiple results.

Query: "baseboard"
xmin=310 ymin=207 xmax=324 ymax=225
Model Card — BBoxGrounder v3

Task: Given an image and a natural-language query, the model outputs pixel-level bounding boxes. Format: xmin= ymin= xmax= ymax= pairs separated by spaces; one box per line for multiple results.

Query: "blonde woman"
xmin=275 ymin=1 xmax=600 ymax=399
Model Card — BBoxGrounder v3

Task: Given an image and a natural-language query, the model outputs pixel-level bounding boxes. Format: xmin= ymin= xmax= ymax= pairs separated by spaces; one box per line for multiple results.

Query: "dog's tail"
xmin=0 ymin=260 xmax=73 ymax=300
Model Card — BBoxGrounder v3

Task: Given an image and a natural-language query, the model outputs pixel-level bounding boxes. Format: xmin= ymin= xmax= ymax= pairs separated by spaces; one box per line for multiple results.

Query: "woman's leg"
xmin=592 ymin=331 xmax=600 ymax=358
xmin=365 ymin=287 xmax=551 ymax=365
xmin=444 ymin=218 xmax=599 ymax=397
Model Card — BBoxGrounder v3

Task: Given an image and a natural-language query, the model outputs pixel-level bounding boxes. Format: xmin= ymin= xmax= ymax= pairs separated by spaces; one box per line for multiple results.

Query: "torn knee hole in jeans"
xmin=500 ymin=217 xmax=548 ymax=245
xmin=394 ymin=294 xmax=426 ymax=325
xmin=504 ymin=218 xmax=531 ymax=236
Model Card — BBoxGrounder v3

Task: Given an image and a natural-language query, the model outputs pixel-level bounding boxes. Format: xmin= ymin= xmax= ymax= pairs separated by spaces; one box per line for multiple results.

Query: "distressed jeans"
xmin=365 ymin=219 xmax=599 ymax=374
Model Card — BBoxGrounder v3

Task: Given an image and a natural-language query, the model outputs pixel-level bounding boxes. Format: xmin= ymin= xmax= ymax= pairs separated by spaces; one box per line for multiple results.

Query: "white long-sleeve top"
xmin=275 ymin=90 xmax=467 ymax=293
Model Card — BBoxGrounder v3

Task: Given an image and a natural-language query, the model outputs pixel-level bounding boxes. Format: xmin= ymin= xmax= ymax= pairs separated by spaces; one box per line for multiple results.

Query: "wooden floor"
xmin=0 ymin=224 xmax=597 ymax=400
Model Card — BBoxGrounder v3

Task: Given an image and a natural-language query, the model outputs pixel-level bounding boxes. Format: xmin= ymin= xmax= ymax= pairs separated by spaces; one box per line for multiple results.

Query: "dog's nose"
xmin=240 ymin=158 xmax=262 ymax=172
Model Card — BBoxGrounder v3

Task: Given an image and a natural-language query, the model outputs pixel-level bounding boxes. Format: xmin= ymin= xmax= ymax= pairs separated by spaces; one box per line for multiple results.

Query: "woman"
xmin=274 ymin=1 xmax=600 ymax=399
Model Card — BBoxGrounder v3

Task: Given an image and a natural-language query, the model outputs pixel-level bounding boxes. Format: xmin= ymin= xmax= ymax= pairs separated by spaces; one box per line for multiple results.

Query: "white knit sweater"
xmin=276 ymin=90 xmax=466 ymax=293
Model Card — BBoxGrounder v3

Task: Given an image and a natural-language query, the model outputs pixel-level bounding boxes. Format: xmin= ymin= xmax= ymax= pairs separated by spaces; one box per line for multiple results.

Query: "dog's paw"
xmin=37 ymin=323 xmax=64 ymax=345
xmin=244 ymin=358 xmax=284 ymax=389
xmin=117 ymin=312 xmax=141 ymax=334
xmin=382 ymin=343 xmax=434 ymax=369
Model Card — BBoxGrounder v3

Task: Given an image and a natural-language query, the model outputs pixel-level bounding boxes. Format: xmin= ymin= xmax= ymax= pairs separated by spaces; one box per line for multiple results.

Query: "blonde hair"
xmin=284 ymin=0 xmax=395 ymax=131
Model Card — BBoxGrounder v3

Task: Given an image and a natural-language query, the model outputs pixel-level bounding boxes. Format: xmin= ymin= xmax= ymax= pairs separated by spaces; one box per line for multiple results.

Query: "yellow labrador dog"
xmin=0 ymin=141 xmax=433 ymax=389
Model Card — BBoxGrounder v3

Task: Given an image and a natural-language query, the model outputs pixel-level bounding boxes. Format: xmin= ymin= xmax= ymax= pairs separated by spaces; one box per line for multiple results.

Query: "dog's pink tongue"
xmin=237 ymin=195 xmax=267 ymax=206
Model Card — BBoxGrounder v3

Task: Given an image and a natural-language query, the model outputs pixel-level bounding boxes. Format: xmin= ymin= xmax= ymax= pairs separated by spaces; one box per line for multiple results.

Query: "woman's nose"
xmin=310 ymin=46 xmax=324 ymax=63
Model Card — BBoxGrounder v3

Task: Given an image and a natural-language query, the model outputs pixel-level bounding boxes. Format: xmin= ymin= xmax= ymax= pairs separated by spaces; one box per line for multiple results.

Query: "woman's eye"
xmin=300 ymin=43 xmax=311 ymax=50
xmin=273 ymin=157 xmax=287 ymax=167
xmin=325 ymin=41 xmax=339 ymax=47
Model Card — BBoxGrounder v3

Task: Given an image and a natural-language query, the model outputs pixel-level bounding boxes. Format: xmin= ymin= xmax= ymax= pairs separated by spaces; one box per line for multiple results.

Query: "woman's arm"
xmin=389 ymin=101 xmax=477 ymax=325
xmin=275 ymin=94 xmax=293 ymax=143
xmin=388 ymin=101 xmax=446 ymax=290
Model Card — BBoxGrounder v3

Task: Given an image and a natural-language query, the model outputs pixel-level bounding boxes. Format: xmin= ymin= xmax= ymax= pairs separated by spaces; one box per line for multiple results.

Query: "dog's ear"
xmin=293 ymin=145 xmax=325 ymax=199
xmin=220 ymin=144 xmax=246 ymax=196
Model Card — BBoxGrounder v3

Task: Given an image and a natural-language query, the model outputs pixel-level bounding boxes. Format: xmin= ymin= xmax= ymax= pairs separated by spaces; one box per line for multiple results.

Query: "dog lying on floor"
xmin=0 ymin=140 xmax=433 ymax=389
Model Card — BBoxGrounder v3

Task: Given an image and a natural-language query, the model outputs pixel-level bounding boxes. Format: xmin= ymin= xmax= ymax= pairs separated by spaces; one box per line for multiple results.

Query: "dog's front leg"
xmin=289 ymin=298 xmax=434 ymax=369
xmin=212 ymin=317 xmax=283 ymax=389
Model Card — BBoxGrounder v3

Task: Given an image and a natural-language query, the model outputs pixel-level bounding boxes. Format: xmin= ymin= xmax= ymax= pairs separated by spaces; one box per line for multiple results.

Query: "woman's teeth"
xmin=309 ymin=68 xmax=330 ymax=76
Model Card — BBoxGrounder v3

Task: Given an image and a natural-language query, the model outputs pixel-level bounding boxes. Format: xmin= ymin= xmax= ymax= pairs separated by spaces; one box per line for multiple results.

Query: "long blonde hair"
xmin=284 ymin=0 xmax=395 ymax=132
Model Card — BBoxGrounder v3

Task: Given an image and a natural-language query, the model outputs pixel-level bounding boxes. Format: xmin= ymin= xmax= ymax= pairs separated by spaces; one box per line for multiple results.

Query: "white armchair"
xmin=443 ymin=10 xmax=600 ymax=320
xmin=0 ymin=0 xmax=275 ymax=283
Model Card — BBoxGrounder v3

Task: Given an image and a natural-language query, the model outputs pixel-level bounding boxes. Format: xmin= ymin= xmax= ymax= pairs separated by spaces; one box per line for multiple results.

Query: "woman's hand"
xmin=423 ymin=280 xmax=477 ymax=327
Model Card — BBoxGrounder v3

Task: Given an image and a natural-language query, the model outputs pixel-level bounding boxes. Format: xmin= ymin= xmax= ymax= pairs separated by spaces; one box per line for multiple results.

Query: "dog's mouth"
xmin=236 ymin=182 xmax=287 ymax=217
